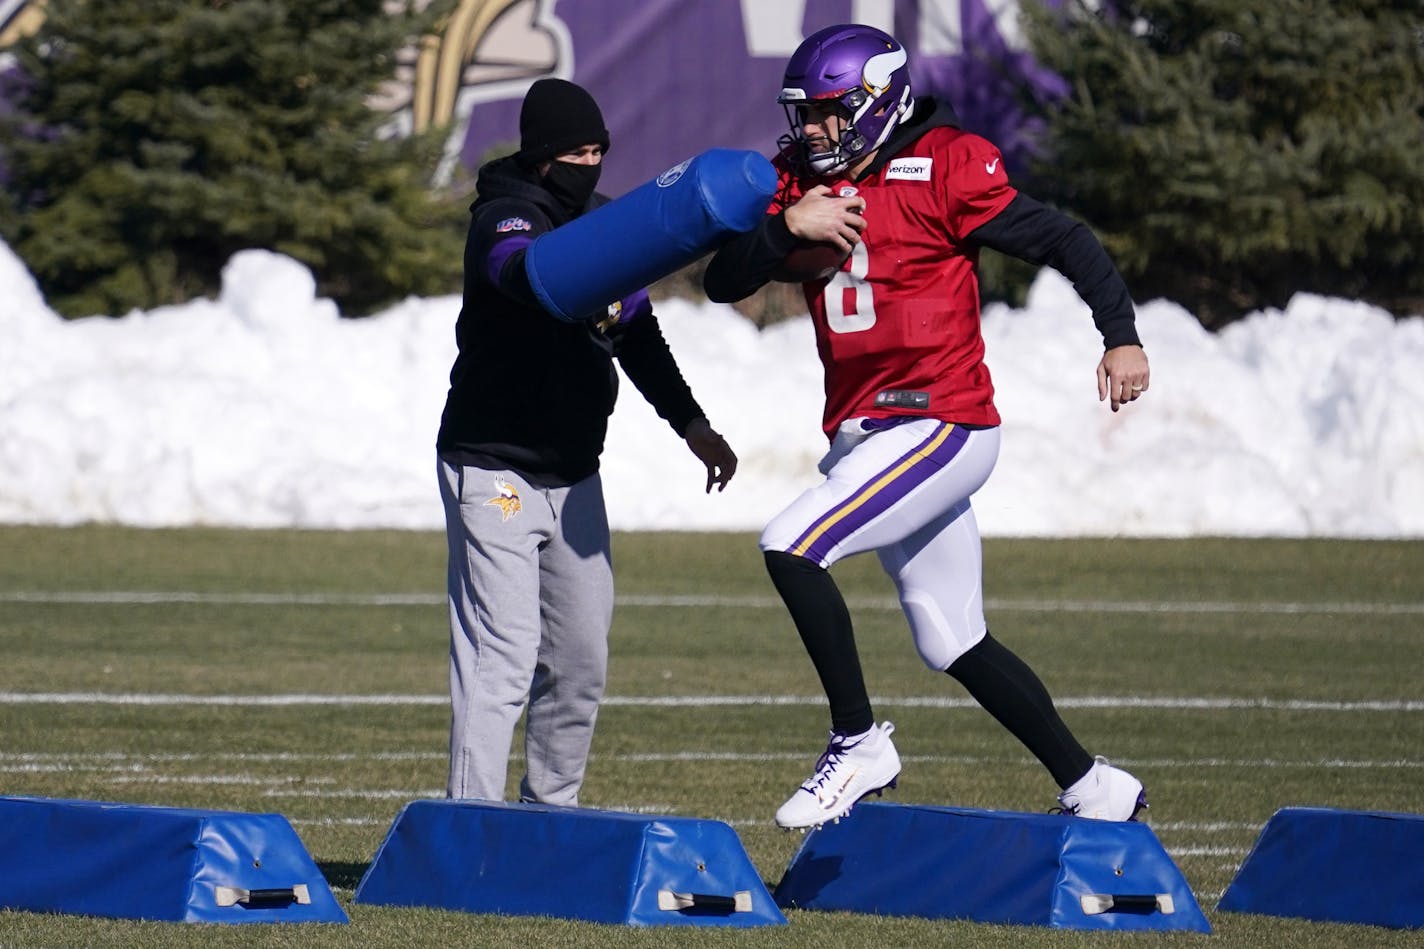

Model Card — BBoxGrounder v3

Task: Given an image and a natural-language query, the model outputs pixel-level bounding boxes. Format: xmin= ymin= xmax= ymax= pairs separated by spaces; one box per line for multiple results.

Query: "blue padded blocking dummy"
xmin=354 ymin=799 xmax=786 ymax=927
xmin=524 ymin=148 xmax=776 ymax=321
xmin=1219 ymin=807 xmax=1424 ymax=929
xmin=0 ymin=796 xmax=348 ymax=923
xmin=775 ymin=802 xmax=1210 ymax=933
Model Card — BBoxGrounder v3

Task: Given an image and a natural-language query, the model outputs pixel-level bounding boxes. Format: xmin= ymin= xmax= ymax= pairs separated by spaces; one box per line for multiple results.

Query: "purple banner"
xmin=414 ymin=0 xmax=1065 ymax=196
xmin=1 ymin=0 xmax=1065 ymax=197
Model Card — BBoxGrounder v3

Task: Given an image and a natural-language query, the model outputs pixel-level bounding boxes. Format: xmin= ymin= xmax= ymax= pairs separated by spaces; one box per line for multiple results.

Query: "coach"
xmin=435 ymin=78 xmax=736 ymax=805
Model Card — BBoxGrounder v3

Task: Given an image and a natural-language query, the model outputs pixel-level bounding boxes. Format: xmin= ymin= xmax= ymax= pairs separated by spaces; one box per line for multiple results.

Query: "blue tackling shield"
xmin=524 ymin=148 xmax=776 ymax=321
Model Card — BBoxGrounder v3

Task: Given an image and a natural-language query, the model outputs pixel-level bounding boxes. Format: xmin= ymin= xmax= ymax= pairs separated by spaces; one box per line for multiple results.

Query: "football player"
xmin=705 ymin=23 xmax=1150 ymax=830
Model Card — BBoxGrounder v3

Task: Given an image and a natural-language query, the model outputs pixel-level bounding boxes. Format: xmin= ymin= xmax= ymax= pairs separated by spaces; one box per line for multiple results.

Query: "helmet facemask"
xmin=776 ymin=27 xmax=913 ymax=177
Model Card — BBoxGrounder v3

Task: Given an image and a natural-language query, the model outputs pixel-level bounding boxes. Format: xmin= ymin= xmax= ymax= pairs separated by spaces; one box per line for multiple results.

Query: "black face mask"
xmin=543 ymin=161 xmax=601 ymax=212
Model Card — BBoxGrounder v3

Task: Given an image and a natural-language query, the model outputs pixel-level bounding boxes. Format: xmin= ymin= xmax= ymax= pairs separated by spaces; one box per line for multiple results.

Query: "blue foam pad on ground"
xmin=1218 ymin=806 xmax=1424 ymax=929
xmin=775 ymin=802 xmax=1210 ymax=932
xmin=354 ymin=799 xmax=785 ymax=927
xmin=0 ymin=796 xmax=347 ymax=923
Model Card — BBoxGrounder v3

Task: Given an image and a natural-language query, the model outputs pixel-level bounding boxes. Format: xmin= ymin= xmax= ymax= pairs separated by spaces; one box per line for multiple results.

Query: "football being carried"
xmin=769 ymin=183 xmax=863 ymax=283
xmin=769 ymin=237 xmax=851 ymax=283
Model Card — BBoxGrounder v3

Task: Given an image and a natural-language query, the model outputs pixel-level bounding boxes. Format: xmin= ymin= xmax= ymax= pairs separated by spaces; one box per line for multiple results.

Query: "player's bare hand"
xmin=684 ymin=418 xmax=738 ymax=493
xmin=783 ymin=185 xmax=866 ymax=253
xmin=1097 ymin=345 xmax=1150 ymax=412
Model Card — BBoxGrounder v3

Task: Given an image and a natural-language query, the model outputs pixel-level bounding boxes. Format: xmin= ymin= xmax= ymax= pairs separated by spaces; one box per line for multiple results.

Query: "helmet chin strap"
xmin=777 ymin=129 xmax=851 ymax=176
xmin=806 ymin=119 xmax=873 ymax=175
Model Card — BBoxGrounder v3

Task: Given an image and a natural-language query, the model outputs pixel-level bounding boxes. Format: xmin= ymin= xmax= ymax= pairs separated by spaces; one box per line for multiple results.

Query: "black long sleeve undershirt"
xmin=614 ymin=316 xmax=706 ymax=438
xmin=703 ymin=213 xmax=799 ymax=304
xmin=968 ymin=193 xmax=1140 ymax=350
xmin=704 ymin=191 xmax=1140 ymax=351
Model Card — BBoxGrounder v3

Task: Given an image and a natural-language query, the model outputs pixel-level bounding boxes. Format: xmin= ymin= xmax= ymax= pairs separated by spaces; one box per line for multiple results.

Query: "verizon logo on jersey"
xmin=884 ymin=157 xmax=933 ymax=181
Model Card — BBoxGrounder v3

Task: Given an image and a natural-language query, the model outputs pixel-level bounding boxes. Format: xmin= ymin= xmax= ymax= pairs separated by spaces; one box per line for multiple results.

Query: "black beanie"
xmin=516 ymin=78 xmax=610 ymax=166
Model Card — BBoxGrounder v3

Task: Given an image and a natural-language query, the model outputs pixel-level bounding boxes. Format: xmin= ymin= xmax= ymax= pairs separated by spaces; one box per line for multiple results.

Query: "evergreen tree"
xmin=0 ymin=0 xmax=466 ymax=317
xmin=1020 ymin=0 xmax=1424 ymax=327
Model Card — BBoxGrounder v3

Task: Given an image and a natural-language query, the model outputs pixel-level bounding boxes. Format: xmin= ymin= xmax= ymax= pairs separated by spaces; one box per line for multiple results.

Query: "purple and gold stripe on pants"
xmin=787 ymin=422 xmax=969 ymax=563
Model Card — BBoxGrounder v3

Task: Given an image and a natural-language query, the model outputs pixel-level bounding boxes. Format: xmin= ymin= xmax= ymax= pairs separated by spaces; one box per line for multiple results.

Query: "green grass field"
xmin=0 ymin=526 xmax=1421 ymax=948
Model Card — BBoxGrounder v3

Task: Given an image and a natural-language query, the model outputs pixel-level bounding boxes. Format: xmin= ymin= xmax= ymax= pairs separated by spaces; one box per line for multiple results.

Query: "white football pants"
xmin=760 ymin=419 xmax=1000 ymax=671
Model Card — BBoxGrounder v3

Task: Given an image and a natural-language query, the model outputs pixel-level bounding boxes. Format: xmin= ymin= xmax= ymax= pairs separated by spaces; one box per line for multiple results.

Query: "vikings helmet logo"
xmin=485 ymin=475 xmax=523 ymax=521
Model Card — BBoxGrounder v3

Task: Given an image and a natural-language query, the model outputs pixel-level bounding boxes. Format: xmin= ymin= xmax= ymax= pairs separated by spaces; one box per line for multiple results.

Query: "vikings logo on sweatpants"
xmin=485 ymin=476 xmax=523 ymax=521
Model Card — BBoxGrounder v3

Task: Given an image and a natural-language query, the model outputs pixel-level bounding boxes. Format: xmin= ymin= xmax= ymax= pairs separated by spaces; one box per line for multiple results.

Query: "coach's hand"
xmin=684 ymin=418 xmax=738 ymax=493
xmin=1098 ymin=345 xmax=1150 ymax=412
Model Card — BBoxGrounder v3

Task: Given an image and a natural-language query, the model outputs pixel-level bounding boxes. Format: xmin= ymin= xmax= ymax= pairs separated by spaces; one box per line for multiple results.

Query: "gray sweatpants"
xmin=437 ymin=455 xmax=614 ymax=805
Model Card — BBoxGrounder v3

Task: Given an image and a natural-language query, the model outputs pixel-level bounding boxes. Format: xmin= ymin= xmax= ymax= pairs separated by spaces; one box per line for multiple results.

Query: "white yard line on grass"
xmin=0 ymin=750 xmax=446 ymax=763
xmin=289 ymin=817 xmax=390 ymax=827
xmin=3 ymin=589 xmax=1423 ymax=615
xmin=0 ymin=591 xmax=445 ymax=606
xmin=3 ymin=691 xmax=1419 ymax=712
xmin=102 ymin=773 xmax=336 ymax=787
xmin=0 ymin=692 xmax=447 ymax=706
xmin=267 ymin=788 xmax=442 ymax=800
xmin=4 ymin=752 xmax=1416 ymax=772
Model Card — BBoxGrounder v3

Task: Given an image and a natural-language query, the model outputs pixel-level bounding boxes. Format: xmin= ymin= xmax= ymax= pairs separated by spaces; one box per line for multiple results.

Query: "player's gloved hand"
xmin=602 ymin=287 xmax=651 ymax=327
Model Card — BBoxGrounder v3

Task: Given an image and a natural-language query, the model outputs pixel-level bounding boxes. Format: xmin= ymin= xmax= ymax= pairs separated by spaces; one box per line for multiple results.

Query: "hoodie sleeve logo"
xmin=496 ymin=217 xmax=532 ymax=232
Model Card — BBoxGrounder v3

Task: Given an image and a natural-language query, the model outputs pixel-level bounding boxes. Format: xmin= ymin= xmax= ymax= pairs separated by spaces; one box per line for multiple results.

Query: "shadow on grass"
xmin=318 ymin=860 xmax=372 ymax=891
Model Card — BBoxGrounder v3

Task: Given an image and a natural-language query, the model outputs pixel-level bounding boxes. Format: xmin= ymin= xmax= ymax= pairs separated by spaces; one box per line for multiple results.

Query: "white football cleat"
xmin=775 ymin=722 xmax=901 ymax=830
xmin=1056 ymin=756 xmax=1147 ymax=821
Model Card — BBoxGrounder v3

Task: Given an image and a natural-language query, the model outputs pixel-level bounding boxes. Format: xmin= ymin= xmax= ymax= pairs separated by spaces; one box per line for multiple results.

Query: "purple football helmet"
xmin=778 ymin=24 xmax=913 ymax=175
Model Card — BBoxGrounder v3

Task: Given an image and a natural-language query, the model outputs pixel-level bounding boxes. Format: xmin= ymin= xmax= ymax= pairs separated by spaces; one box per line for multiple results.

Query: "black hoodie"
xmin=436 ymin=155 xmax=705 ymax=485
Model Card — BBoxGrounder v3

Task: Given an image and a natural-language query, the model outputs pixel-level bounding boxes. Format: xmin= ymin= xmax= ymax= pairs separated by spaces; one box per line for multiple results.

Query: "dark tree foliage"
xmin=0 ymin=0 xmax=466 ymax=317
xmin=1020 ymin=0 xmax=1424 ymax=327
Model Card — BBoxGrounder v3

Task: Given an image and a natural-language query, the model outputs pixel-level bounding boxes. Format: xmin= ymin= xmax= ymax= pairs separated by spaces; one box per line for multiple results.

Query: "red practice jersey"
xmin=771 ymin=126 xmax=1016 ymax=439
